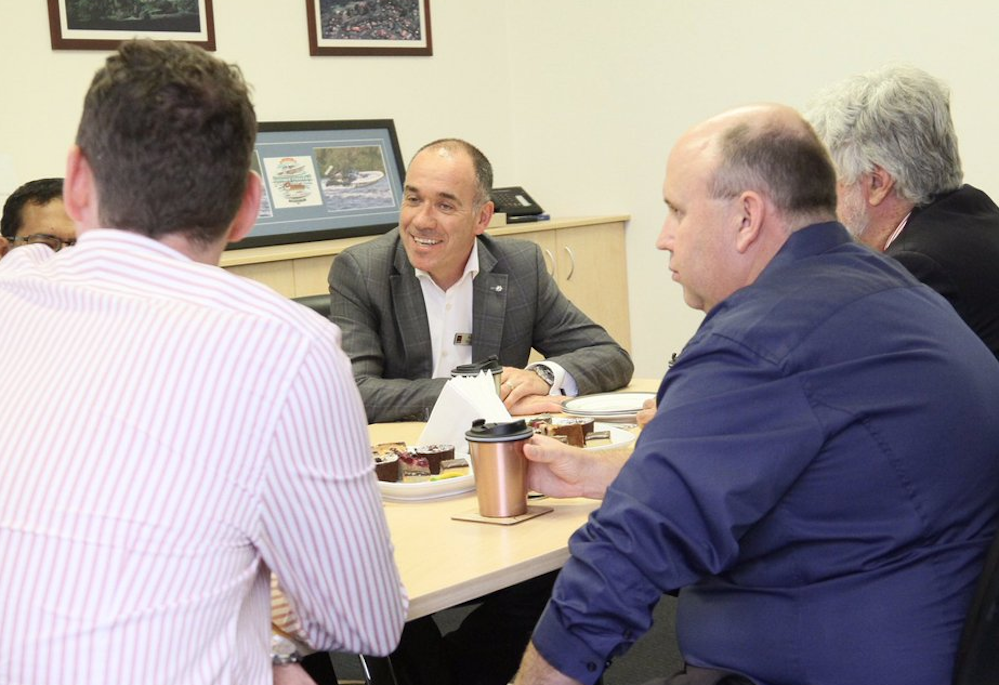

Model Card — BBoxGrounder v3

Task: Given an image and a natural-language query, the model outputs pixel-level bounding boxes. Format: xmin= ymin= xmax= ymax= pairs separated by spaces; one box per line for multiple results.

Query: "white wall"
xmin=4 ymin=1 xmax=999 ymax=379
xmin=503 ymin=0 xmax=999 ymax=379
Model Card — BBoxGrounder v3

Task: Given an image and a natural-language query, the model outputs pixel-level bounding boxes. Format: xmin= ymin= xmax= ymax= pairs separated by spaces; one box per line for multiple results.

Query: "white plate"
xmin=562 ymin=392 xmax=656 ymax=422
xmin=584 ymin=421 xmax=637 ymax=451
xmin=379 ymin=473 xmax=476 ymax=502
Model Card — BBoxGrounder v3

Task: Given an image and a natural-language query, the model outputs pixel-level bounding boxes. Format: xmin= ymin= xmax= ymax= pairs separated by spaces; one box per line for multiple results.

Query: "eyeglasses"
xmin=11 ymin=233 xmax=77 ymax=252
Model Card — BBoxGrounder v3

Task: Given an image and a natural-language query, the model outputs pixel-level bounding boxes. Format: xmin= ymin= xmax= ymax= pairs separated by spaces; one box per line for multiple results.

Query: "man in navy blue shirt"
xmin=514 ymin=104 xmax=999 ymax=685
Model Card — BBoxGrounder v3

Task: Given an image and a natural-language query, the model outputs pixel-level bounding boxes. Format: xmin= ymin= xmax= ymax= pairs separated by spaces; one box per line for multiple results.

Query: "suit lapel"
xmin=391 ymin=241 xmax=434 ymax=378
xmin=472 ymin=239 xmax=508 ymax=361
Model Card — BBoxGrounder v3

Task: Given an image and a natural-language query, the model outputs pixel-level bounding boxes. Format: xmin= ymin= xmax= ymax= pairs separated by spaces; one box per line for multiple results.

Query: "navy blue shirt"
xmin=532 ymin=222 xmax=999 ymax=685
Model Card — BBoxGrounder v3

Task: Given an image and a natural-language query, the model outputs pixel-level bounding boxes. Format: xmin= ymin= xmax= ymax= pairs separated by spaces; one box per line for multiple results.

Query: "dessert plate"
xmin=378 ymin=473 xmax=476 ymax=502
xmin=562 ymin=392 xmax=656 ymax=423
xmin=378 ymin=422 xmax=635 ymax=502
xmin=583 ymin=421 xmax=636 ymax=451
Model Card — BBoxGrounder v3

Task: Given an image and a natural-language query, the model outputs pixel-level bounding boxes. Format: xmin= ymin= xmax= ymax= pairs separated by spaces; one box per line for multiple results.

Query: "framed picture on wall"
xmin=47 ymin=0 xmax=216 ymax=51
xmin=234 ymin=119 xmax=407 ymax=250
xmin=306 ymin=0 xmax=432 ymax=56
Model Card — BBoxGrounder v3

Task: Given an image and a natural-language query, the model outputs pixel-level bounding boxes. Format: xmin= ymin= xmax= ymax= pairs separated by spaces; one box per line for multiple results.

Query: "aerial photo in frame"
xmin=49 ymin=0 xmax=215 ymax=50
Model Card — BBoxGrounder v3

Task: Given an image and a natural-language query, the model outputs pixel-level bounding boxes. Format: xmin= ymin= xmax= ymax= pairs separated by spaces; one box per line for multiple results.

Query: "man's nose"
xmin=656 ymin=218 xmax=674 ymax=251
xmin=413 ymin=202 xmax=437 ymax=227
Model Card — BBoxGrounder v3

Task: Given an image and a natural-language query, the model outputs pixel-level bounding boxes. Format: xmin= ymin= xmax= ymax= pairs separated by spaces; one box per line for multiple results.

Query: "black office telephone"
xmin=491 ymin=186 xmax=544 ymax=222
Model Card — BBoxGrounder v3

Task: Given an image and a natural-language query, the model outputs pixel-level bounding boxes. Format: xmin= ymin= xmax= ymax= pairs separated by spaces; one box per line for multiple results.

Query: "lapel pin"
xmin=491 ymin=285 xmax=504 ymax=292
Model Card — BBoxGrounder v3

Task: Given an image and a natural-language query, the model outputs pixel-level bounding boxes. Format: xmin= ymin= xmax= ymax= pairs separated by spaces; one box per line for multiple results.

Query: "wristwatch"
xmin=533 ymin=364 xmax=555 ymax=389
xmin=271 ymin=633 xmax=302 ymax=666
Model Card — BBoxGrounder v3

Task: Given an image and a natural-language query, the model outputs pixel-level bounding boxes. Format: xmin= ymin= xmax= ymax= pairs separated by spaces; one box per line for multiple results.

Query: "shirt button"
xmin=586 ymin=662 xmax=597 ymax=672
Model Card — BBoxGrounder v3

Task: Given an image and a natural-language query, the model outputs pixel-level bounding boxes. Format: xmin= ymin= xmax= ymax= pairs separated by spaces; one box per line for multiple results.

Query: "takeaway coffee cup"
xmin=465 ymin=418 xmax=534 ymax=517
xmin=451 ymin=356 xmax=503 ymax=396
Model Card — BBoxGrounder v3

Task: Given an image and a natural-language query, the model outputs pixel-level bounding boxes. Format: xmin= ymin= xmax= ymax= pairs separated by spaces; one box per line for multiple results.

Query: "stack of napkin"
xmin=418 ymin=371 xmax=512 ymax=456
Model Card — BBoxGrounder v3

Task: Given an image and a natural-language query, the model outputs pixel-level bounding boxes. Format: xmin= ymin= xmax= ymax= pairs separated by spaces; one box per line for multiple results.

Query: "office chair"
xmin=292 ymin=293 xmax=332 ymax=319
xmin=952 ymin=528 xmax=999 ymax=684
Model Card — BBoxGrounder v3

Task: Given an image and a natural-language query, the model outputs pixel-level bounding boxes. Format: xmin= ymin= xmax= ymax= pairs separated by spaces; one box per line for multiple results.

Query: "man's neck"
xmin=159 ymin=231 xmax=227 ymax=265
xmin=859 ymin=195 xmax=915 ymax=252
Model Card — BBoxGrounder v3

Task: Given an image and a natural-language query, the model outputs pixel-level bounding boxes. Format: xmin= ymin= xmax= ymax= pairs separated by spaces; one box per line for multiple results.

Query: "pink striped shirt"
xmin=0 ymin=229 xmax=407 ymax=685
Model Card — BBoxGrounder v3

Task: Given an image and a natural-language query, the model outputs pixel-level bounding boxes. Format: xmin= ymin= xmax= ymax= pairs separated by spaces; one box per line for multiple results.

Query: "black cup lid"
xmin=465 ymin=418 xmax=534 ymax=442
xmin=451 ymin=355 xmax=502 ymax=376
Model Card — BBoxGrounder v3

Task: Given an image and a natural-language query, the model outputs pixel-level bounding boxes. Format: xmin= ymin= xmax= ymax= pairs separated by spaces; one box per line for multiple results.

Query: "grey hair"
xmin=413 ymin=138 xmax=493 ymax=207
xmin=805 ymin=64 xmax=963 ymax=207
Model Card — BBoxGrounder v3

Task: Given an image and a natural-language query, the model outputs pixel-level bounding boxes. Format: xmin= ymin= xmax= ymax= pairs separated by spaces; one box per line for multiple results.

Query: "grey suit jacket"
xmin=329 ymin=228 xmax=634 ymax=422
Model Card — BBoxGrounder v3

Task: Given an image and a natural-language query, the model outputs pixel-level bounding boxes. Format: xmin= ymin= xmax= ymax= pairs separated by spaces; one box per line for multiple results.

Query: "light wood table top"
xmin=368 ymin=379 xmax=658 ymax=620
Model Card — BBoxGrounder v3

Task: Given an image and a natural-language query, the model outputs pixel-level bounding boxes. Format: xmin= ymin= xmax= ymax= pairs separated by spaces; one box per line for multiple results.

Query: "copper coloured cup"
xmin=465 ymin=419 xmax=534 ymax=517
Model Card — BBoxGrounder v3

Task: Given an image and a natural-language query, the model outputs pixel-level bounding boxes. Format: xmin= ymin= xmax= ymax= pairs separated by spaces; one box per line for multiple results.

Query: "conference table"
xmin=356 ymin=379 xmax=659 ymax=683
xmin=370 ymin=379 xmax=660 ymax=622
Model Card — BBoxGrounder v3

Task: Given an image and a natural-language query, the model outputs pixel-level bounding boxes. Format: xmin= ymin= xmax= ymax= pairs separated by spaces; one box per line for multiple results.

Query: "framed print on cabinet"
xmin=306 ymin=0 xmax=432 ymax=56
xmin=234 ymin=119 xmax=407 ymax=250
xmin=48 ymin=0 xmax=216 ymax=51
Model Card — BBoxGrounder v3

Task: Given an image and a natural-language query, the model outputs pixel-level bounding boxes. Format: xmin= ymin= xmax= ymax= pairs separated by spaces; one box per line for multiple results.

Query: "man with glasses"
xmin=0 ymin=177 xmax=77 ymax=256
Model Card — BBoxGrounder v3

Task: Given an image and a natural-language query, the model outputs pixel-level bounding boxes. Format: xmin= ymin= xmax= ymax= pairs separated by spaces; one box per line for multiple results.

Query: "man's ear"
xmin=734 ymin=191 xmax=765 ymax=253
xmin=866 ymin=165 xmax=896 ymax=207
xmin=64 ymin=145 xmax=96 ymax=226
xmin=474 ymin=199 xmax=495 ymax=236
xmin=225 ymin=171 xmax=263 ymax=244
xmin=0 ymin=236 xmax=10 ymax=258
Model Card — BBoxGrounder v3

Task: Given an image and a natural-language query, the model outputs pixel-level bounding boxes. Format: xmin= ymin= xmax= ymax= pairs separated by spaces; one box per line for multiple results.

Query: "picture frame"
xmin=234 ymin=119 xmax=407 ymax=250
xmin=306 ymin=0 xmax=432 ymax=57
xmin=48 ymin=0 xmax=216 ymax=51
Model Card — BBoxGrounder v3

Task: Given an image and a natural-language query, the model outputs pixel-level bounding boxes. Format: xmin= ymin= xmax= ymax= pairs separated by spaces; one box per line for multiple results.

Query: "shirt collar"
xmin=882 ymin=212 xmax=912 ymax=251
xmin=415 ymin=242 xmax=480 ymax=292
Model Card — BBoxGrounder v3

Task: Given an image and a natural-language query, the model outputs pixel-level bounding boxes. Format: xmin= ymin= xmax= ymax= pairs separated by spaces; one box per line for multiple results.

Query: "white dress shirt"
xmin=0 ymin=230 xmax=406 ymax=685
xmin=415 ymin=243 xmax=577 ymax=395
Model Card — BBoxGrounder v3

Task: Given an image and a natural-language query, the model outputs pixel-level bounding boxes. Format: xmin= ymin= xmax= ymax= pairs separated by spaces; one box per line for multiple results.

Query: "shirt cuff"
xmin=530 ymin=362 xmax=579 ymax=396
xmin=531 ymin=602 xmax=610 ymax=685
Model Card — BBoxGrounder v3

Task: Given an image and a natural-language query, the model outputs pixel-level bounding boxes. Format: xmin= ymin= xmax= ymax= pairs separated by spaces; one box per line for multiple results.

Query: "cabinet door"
xmin=292 ymin=254 xmax=336 ymax=296
xmin=225 ymin=262 xmax=296 ymax=296
xmin=508 ymin=229 xmax=557 ymax=277
xmin=555 ymin=223 xmax=631 ymax=350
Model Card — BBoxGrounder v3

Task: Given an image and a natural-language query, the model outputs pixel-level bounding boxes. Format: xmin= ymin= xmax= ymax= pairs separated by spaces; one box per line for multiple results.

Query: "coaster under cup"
xmin=451 ymin=504 xmax=554 ymax=526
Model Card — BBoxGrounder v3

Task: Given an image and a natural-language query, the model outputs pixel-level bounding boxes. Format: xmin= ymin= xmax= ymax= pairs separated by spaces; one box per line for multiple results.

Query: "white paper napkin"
xmin=418 ymin=371 xmax=512 ymax=458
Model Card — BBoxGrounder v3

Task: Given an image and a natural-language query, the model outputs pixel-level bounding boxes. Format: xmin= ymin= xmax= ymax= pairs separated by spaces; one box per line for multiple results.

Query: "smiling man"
xmin=329 ymin=138 xmax=633 ymax=424
xmin=327 ymin=138 xmax=632 ymax=685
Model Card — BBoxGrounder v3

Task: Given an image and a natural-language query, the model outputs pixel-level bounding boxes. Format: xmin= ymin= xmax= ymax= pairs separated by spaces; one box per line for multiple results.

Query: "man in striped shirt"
xmin=0 ymin=39 xmax=406 ymax=685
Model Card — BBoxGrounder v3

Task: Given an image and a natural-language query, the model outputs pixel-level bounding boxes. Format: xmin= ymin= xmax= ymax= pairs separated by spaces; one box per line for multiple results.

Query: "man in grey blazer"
xmin=330 ymin=138 xmax=633 ymax=424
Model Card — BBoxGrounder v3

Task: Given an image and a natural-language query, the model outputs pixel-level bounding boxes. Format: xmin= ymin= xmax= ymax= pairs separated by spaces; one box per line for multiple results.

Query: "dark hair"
xmin=75 ymin=39 xmax=257 ymax=246
xmin=413 ymin=138 xmax=493 ymax=207
xmin=1 ymin=178 xmax=64 ymax=238
xmin=710 ymin=120 xmax=838 ymax=222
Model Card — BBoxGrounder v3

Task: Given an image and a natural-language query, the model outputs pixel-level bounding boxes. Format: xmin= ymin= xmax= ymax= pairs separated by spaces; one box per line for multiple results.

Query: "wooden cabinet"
xmin=496 ymin=219 xmax=631 ymax=350
xmin=220 ymin=215 xmax=632 ymax=350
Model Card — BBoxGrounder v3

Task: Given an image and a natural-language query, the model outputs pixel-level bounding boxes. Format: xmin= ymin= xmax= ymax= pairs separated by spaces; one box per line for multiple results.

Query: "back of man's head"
xmin=707 ymin=107 xmax=838 ymax=229
xmin=75 ymin=39 xmax=257 ymax=246
xmin=806 ymin=64 xmax=963 ymax=207
xmin=1 ymin=178 xmax=64 ymax=239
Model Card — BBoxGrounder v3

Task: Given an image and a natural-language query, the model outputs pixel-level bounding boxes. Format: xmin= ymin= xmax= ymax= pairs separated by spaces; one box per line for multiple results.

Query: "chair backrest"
xmin=953 ymin=527 xmax=999 ymax=684
xmin=293 ymin=293 xmax=332 ymax=320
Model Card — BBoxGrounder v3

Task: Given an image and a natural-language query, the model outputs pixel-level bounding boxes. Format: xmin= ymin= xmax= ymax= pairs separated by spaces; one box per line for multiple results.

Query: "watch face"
xmin=271 ymin=634 xmax=300 ymax=661
xmin=535 ymin=366 xmax=554 ymax=384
